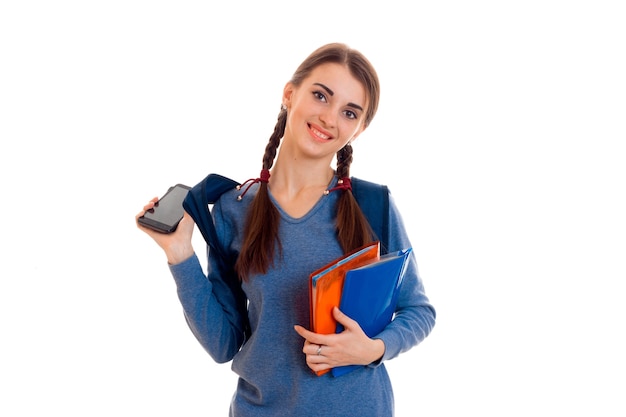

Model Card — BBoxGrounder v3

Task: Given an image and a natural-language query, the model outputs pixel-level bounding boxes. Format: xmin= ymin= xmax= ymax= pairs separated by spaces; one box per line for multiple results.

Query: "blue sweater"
xmin=170 ymin=179 xmax=436 ymax=416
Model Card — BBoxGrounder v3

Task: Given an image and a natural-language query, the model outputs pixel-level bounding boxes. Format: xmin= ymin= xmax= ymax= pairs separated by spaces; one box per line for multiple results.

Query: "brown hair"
xmin=235 ymin=43 xmax=381 ymax=281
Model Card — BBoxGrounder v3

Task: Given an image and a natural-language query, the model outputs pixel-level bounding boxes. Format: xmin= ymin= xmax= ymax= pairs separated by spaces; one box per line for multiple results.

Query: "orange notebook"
xmin=308 ymin=241 xmax=380 ymax=375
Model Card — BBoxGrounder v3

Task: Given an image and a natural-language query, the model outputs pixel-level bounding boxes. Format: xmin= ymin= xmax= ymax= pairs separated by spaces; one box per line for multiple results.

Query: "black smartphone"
xmin=138 ymin=184 xmax=191 ymax=233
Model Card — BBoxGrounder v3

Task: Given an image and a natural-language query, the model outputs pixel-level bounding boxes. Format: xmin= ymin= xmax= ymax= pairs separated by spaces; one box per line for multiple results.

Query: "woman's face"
xmin=282 ymin=62 xmax=368 ymax=162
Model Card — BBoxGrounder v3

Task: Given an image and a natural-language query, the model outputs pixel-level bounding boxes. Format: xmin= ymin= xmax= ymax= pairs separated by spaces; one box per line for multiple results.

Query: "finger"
xmin=332 ymin=306 xmax=358 ymax=330
xmin=307 ymin=346 xmax=328 ymax=364
xmin=293 ymin=325 xmax=314 ymax=340
xmin=136 ymin=198 xmax=158 ymax=217
xmin=306 ymin=342 xmax=319 ymax=356
xmin=135 ymin=210 xmax=149 ymax=224
xmin=143 ymin=198 xmax=158 ymax=211
xmin=307 ymin=357 xmax=331 ymax=373
xmin=306 ymin=345 xmax=333 ymax=373
xmin=294 ymin=325 xmax=332 ymax=347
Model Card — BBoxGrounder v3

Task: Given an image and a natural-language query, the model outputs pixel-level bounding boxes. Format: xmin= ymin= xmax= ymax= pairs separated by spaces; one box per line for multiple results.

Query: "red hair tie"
xmin=324 ymin=177 xmax=352 ymax=195
xmin=237 ymin=169 xmax=270 ymax=200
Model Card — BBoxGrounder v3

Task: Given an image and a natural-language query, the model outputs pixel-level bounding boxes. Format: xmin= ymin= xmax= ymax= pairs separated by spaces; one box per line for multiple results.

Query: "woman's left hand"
xmin=293 ymin=307 xmax=385 ymax=374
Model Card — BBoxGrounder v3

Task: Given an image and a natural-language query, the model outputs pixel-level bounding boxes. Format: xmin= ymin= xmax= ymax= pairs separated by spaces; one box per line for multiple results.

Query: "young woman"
xmin=136 ymin=43 xmax=436 ymax=416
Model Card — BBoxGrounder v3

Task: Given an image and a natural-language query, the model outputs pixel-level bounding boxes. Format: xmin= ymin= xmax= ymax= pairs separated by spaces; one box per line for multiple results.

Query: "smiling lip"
xmin=308 ymin=123 xmax=333 ymax=141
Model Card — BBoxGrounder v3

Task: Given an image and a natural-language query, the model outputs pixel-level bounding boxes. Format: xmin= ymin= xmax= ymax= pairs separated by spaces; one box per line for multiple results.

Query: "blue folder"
xmin=332 ymin=248 xmax=412 ymax=377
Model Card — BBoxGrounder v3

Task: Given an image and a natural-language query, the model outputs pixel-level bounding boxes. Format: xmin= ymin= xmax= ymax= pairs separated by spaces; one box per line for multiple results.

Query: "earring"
xmin=281 ymin=103 xmax=287 ymax=111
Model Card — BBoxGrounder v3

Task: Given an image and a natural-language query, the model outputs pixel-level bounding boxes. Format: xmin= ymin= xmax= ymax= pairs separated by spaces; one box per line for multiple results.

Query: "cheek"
xmin=342 ymin=122 xmax=363 ymax=141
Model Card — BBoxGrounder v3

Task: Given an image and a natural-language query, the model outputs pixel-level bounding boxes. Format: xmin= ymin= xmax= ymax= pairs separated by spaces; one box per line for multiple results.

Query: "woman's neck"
xmin=269 ymin=152 xmax=335 ymax=200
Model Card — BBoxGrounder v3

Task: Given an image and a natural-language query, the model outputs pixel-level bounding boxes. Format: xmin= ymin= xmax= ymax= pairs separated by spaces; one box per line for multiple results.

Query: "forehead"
xmin=303 ymin=63 xmax=367 ymax=105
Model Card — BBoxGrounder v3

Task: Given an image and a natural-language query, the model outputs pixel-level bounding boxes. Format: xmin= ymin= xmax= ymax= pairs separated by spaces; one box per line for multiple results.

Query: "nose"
xmin=319 ymin=106 xmax=337 ymax=128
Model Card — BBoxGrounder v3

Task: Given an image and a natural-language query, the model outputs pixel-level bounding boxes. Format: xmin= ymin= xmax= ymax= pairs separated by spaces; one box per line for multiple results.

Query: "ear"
xmin=282 ymin=82 xmax=295 ymax=108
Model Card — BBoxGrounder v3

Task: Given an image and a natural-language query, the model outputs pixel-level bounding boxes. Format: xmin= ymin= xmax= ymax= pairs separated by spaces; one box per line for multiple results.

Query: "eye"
xmin=343 ymin=109 xmax=358 ymax=120
xmin=313 ymin=90 xmax=327 ymax=103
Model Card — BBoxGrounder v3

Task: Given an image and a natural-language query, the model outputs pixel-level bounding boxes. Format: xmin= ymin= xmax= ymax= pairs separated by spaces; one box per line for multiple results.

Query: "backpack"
xmin=182 ymin=173 xmax=390 ymax=340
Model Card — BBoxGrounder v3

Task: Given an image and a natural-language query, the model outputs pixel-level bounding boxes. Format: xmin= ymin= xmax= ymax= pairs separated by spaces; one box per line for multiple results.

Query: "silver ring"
xmin=316 ymin=345 xmax=322 ymax=356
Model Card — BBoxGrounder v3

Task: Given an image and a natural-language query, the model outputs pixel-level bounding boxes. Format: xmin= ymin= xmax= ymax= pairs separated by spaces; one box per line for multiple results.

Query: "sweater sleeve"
xmin=370 ymin=191 xmax=436 ymax=364
xmin=169 ymin=200 xmax=247 ymax=364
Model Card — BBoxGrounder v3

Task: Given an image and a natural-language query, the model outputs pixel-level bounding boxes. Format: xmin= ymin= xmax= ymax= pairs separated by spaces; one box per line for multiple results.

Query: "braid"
xmin=336 ymin=143 xmax=353 ymax=179
xmin=235 ymin=107 xmax=286 ymax=281
xmin=335 ymin=143 xmax=376 ymax=253
xmin=263 ymin=107 xmax=287 ymax=169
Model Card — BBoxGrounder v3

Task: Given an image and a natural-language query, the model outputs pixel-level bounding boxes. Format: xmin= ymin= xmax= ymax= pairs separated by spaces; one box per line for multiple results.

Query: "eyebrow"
xmin=314 ymin=82 xmax=364 ymax=112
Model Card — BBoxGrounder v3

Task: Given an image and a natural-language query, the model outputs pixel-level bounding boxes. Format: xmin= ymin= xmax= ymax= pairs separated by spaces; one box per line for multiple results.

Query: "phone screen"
xmin=139 ymin=184 xmax=191 ymax=233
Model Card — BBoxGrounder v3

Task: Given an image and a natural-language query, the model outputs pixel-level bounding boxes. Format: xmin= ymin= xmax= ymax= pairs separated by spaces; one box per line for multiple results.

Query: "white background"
xmin=1 ymin=1 xmax=625 ymax=416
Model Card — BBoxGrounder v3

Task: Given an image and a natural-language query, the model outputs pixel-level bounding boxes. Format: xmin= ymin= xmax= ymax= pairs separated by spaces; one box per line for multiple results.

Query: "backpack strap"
xmin=183 ymin=173 xmax=240 ymax=263
xmin=183 ymin=174 xmax=250 ymax=340
xmin=351 ymin=177 xmax=390 ymax=255
xmin=184 ymin=174 xmax=391 ymax=259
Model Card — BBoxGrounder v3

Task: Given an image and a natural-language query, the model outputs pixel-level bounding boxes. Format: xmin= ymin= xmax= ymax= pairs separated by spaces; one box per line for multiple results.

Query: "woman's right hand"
xmin=135 ymin=197 xmax=196 ymax=265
